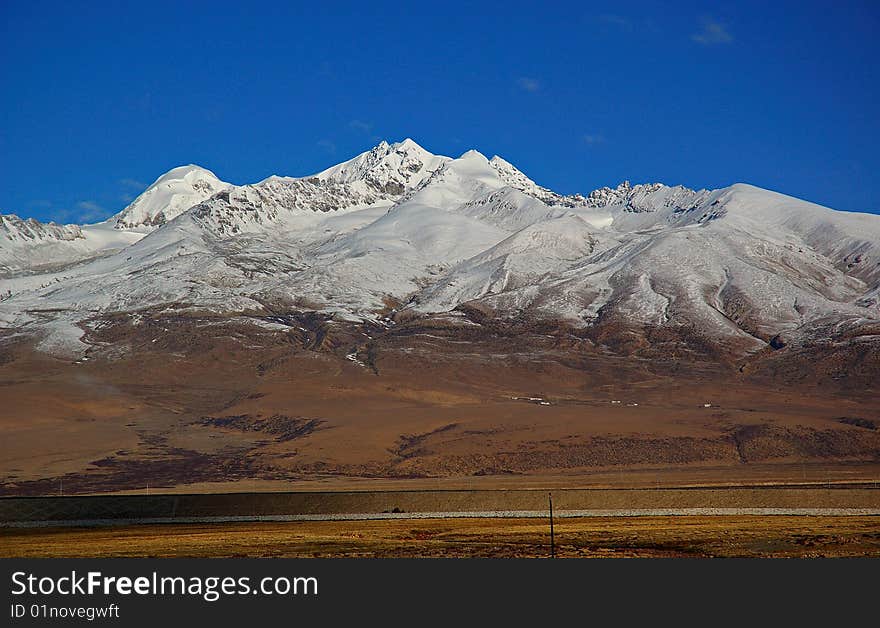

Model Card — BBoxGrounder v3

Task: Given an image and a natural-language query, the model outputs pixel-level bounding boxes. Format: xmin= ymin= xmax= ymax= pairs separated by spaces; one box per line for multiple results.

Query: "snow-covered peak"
xmin=152 ymin=164 xmax=214 ymax=186
xmin=403 ymin=148 xmax=509 ymax=209
xmin=489 ymin=154 xmax=536 ymax=184
xmin=396 ymin=137 xmax=422 ymax=151
xmin=114 ymin=164 xmax=231 ymax=229
xmin=314 ymin=138 xmax=449 ymax=194
xmin=458 ymin=148 xmax=488 ymax=161
xmin=488 ymin=154 xmax=565 ymax=206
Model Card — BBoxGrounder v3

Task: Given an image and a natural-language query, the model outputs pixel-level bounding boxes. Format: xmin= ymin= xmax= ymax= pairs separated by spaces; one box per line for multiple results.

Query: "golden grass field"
xmin=3 ymin=516 xmax=879 ymax=558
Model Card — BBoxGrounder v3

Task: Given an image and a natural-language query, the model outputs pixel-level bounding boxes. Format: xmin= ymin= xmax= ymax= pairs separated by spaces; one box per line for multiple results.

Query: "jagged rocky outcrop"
xmin=1 ymin=215 xmax=83 ymax=243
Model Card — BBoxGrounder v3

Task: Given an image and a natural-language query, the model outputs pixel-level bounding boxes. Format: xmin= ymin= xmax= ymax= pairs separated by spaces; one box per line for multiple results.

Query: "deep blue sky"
xmin=2 ymin=1 xmax=878 ymax=223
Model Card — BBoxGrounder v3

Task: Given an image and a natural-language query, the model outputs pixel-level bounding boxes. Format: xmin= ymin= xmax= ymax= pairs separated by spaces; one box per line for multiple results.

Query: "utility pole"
xmin=549 ymin=492 xmax=555 ymax=559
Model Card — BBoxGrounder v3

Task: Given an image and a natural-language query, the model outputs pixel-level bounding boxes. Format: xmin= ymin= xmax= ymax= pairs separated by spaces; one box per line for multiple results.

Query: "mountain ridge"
xmin=1 ymin=138 xmax=878 ymax=361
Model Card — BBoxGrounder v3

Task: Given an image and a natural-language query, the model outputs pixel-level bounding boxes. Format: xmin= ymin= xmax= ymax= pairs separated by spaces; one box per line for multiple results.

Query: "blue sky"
xmin=1 ymin=1 xmax=878 ymax=223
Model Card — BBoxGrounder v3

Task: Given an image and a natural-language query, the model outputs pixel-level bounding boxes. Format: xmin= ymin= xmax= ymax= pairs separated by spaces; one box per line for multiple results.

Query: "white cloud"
xmin=74 ymin=200 xmax=109 ymax=222
xmin=348 ymin=119 xmax=372 ymax=133
xmin=692 ymin=17 xmax=733 ymax=45
xmin=47 ymin=201 xmax=110 ymax=224
xmin=317 ymin=139 xmax=337 ymax=154
xmin=517 ymin=77 xmax=541 ymax=92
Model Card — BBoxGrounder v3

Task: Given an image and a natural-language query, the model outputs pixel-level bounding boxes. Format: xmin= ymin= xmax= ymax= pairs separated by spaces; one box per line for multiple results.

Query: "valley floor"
xmin=2 ymin=319 xmax=878 ymax=497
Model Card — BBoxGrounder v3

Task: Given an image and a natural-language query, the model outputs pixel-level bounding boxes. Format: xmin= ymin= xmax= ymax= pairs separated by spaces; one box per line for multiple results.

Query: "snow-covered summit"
xmin=314 ymin=138 xmax=449 ymax=195
xmin=113 ymin=164 xmax=231 ymax=229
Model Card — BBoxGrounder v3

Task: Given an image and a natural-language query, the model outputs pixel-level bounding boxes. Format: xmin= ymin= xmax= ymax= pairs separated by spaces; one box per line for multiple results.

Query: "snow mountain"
xmin=1 ymin=139 xmax=878 ymax=358
xmin=114 ymin=164 xmax=231 ymax=229
xmin=0 ymin=164 xmax=230 ymax=276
